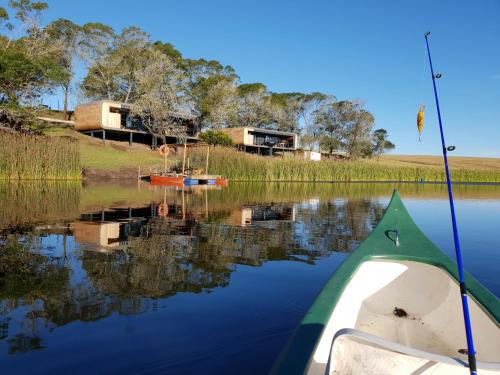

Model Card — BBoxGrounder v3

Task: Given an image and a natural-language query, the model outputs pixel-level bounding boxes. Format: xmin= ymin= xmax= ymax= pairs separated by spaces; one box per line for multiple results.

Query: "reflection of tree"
xmin=7 ymin=334 xmax=45 ymax=354
xmin=0 ymin=195 xmax=387 ymax=355
xmin=0 ymin=241 xmax=70 ymax=354
xmin=294 ymin=198 xmax=384 ymax=253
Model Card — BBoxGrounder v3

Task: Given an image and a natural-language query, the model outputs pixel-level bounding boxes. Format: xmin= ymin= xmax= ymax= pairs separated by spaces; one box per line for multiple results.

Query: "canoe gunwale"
xmin=328 ymin=328 xmax=500 ymax=371
xmin=271 ymin=190 xmax=500 ymax=375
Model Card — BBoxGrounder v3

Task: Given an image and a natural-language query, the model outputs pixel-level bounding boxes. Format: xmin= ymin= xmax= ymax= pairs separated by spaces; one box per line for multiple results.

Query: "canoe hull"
xmin=272 ymin=191 xmax=500 ymax=375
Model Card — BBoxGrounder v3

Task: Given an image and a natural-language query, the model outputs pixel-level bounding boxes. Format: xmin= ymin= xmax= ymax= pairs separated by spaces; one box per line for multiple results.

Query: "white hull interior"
xmin=307 ymin=260 xmax=500 ymax=375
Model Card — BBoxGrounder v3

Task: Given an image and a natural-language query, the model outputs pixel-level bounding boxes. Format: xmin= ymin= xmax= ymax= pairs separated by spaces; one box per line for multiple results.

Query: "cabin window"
xmin=109 ymin=107 xmax=130 ymax=127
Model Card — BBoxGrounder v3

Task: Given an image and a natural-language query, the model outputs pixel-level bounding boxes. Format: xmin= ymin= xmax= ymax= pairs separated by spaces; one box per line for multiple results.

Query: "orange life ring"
xmin=158 ymin=145 xmax=170 ymax=156
xmin=158 ymin=203 xmax=168 ymax=217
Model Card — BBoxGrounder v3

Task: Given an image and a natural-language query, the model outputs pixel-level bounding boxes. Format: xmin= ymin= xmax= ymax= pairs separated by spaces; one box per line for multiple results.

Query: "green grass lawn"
xmin=43 ymin=126 xmax=163 ymax=171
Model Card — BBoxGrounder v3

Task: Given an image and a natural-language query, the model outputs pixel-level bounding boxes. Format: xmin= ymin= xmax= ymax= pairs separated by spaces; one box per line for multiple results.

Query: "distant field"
xmin=376 ymin=155 xmax=500 ymax=171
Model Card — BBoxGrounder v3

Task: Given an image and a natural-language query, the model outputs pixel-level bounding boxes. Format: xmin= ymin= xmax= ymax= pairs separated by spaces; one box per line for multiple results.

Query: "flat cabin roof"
xmin=231 ymin=127 xmax=297 ymax=136
xmin=76 ymin=100 xmax=198 ymax=120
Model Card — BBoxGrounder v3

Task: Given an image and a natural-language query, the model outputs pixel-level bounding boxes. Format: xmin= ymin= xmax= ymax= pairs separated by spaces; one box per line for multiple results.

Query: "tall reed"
xmin=0 ymin=132 xmax=81 ymax=180
xmin=180 ymin=147 xmax=500 ymax=183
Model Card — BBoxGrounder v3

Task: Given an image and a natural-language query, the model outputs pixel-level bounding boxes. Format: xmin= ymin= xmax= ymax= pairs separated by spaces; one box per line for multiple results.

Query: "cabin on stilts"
xmin=220 ymin=127 xmax=298 ymax=156
xmin=74 ymin=100 xmax=200 ymax=147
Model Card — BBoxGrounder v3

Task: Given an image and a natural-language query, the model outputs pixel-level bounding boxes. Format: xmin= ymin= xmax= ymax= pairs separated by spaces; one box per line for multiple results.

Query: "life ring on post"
xmin=158 ymin=144 xmax=170 ymax=156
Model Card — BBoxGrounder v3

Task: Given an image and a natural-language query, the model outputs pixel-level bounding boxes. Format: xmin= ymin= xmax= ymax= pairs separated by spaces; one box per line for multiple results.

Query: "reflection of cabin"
xmin=74 ymin=100 xmax=200 ymax=147
xmin=226 ymin=205 xmax=296 ymax=226
xmin=221 ymin=127 xmax=298 ymax=155
xmin=71 ymin=222 xmax=121 ymax=248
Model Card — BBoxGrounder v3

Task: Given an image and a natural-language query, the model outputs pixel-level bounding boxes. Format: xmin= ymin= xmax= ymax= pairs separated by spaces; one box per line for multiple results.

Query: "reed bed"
xmin=181 ymin=147 xmax=500 ymax=183
xmin=0 ymin=132 xmax=81 ymax=180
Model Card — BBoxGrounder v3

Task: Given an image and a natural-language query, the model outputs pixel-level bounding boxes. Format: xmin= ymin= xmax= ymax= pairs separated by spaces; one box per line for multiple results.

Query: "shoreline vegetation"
xmin=0 ymin=1 xmax=497 ymax=184
xmin=1 ymin=129 xmax=500 ymax=183
xmin=0 ymin=131 xmax=81 ymax=180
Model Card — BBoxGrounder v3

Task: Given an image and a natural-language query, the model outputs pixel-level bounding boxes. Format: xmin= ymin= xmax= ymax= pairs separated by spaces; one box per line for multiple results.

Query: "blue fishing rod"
xmin=424 ymin=32 xmax=477 ymax=375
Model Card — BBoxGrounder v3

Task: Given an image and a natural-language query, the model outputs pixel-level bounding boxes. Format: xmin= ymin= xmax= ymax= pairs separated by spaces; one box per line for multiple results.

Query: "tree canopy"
xmin=0 ymin=0 xmax=393 ymax=156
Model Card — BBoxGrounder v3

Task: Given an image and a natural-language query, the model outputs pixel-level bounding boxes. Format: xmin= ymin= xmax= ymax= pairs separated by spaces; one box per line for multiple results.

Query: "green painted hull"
xmin=272 ymin=190 xmax=500 ymax=374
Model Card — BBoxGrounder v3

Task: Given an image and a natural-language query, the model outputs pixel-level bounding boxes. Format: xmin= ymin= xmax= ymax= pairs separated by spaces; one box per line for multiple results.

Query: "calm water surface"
xmin=0 ymin=181 xmax=499 ymax=374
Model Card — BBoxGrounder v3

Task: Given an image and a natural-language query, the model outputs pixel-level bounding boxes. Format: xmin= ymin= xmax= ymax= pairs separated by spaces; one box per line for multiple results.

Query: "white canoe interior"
xmin=307 ymin=260 xmax=500 ymax=375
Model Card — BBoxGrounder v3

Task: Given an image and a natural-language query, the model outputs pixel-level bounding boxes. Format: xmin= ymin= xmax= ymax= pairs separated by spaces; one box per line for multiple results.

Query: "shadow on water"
xmin=0 ymin=180 xmax=499 ymax=369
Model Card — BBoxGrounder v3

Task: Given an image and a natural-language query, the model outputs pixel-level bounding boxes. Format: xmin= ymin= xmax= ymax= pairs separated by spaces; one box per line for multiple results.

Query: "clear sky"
xmin=3 ymin=0 xmax=499 ymax=156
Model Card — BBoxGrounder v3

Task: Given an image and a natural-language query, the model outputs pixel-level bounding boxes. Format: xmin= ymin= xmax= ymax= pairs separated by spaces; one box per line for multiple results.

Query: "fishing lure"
xmin=417 ymin=104 xmax=425 ymax=142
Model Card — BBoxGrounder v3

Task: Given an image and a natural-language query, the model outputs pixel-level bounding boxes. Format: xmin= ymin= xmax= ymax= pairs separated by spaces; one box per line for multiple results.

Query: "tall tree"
xmin=330 ymin=100 xmax=375 ymax=159
xmin=267 ymin=92 xmax=303 ymax=132
xmin=372 ymin=128 xmax=395 ymax=160
xmin=199 ymin=77 xmax=238 ymax=130
xmin=79 ymin=22 xmax=117 ymax=100
xmin=314 ymin=105 xmax=344 ymax=156
xmin=45 ymin=18 xmax=80 ymax=118
xmin=299 ymin=93 xmax=336 ymax=151
xmin=131 ymin=49 xmax=188 ymax=143
xmin=0 ymin=1 xmax=67 ymax=105
xmin=233 ymin=83 xmax=272 ymax=128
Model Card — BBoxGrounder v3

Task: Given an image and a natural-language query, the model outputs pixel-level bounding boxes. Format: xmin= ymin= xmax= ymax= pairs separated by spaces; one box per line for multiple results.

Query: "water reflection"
xmin=0 ymin=181 xmax=499 ymax=362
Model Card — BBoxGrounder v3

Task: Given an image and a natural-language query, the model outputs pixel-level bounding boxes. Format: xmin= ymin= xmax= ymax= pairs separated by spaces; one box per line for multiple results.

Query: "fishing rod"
xmin=423 ymin=32 xmax=477 ymax=375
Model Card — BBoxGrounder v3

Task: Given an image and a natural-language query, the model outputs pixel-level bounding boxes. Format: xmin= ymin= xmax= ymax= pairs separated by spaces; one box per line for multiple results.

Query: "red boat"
xmin=215 ymin=178 xmax=229 ymax=186
xmin=150 ymin=174 xmax=185 ymax=186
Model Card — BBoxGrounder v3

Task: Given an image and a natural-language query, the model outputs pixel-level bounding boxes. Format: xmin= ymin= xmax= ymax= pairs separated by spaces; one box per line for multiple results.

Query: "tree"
xmin=267 ymin=92 xmax=303 ymax=132
xmin=45 ymin=18 xmax=81 ymax=118
xmin=329 ymin=100 xmax=375 ymax=159
xmin=181 ymin=58 xmax=238 ymax=116
xmin=314 ymin=105 xmax=343 ymax=156
xmin=0 ymin=1 xmax=67 ymax=105
xmin=199 ymin=77 xmax=238 ymax=130
xmin=233 ymin=83 xmax=272 ymax=128
xmin=372 ymin=128 xmax=395 ymax=160
xmin=79 ymin=22 xmax=117 ymax=100
xmin=81 ymin=26 xmax=154 ymax=103
xmin=299 ymin=93 xmax=335 ymax=151
xmin=130 ymin=49 xmax=188 ymax=143
xmin=200 ymin=130 xmax=233 ymax=146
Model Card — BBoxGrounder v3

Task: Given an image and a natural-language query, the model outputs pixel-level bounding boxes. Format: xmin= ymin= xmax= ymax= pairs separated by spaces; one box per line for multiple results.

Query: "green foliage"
xmin=0 ymin=131 xmax=81 ymax=179
xmin=237 ymin=83 xmax=267 ymax=96
xmin=153 ymin=40 xmax=182 ymax=60
xmin=0 ymin=46 xmax=68 ymax=103
xmin=0 ymin=104 xmax=41 ymax=131
xmin=200 ymin=130 xmax=233 ymax=146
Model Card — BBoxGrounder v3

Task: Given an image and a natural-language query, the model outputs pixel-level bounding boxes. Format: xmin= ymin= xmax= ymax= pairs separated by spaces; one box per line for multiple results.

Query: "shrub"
xmin=200 ymin=130 xmax=233 ymax=146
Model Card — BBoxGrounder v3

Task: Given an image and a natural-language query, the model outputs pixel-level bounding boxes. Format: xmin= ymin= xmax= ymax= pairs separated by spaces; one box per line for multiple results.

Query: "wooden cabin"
xmin=221 ymin=127 xmax=298 ymax=155
xmin=74 ymin=100 xmax=200 ymax=146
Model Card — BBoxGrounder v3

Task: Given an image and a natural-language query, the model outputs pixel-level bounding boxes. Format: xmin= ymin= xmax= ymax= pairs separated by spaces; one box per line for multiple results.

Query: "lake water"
xmin=0 ymin=181 xmax=499 ymax=374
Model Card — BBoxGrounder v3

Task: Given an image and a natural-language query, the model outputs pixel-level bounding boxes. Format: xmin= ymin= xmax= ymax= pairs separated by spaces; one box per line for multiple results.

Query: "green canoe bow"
xmin=272 ymin=190 xmax=500 ymax=374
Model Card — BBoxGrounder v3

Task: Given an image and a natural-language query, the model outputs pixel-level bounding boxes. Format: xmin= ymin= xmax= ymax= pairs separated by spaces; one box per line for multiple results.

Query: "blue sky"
xmin=3 ymin=0 xmax=499 ymax=156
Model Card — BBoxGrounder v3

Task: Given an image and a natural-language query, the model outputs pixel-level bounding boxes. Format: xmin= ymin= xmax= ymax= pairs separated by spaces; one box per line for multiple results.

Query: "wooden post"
xmin=205 ymin=146 xmax=210 ymax=174
xmin=102 ymin=129 xmax=106 ymax=143
xmin=205 ymin=188 xmax=208 ymax=218
xmin=182 ymin=143 xmax=187 ymax=175
xmin=129 ymin=132 xmax=133 ymax=146
xmin=163 ymin=151 xmax=167 ymax=174
xmin=182 ymin=187 xmax=186 ymax=220
xmin=187 ymin=157 xmax=190 ymax=172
